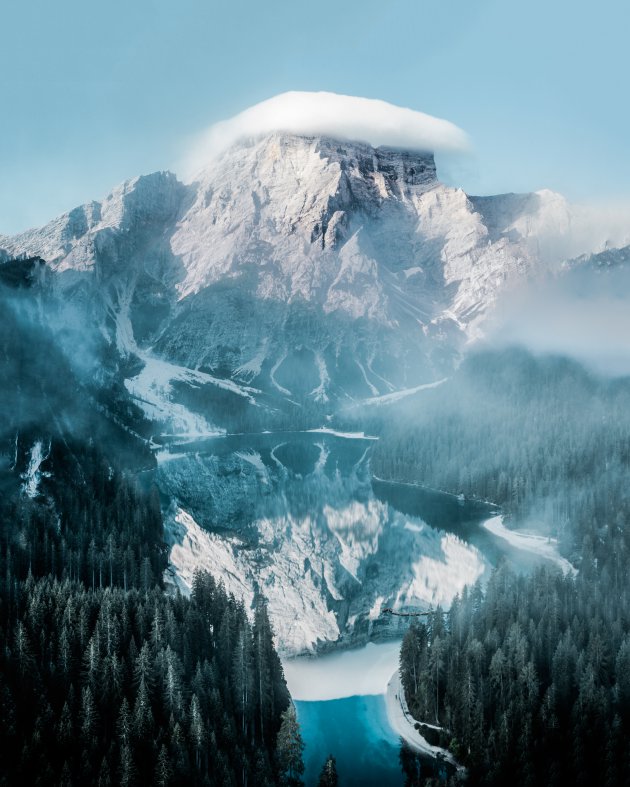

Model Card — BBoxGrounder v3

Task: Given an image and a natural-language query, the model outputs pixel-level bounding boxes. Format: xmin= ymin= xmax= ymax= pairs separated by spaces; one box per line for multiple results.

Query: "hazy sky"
xmin=2 ymin=0 xmax=629 ymax=234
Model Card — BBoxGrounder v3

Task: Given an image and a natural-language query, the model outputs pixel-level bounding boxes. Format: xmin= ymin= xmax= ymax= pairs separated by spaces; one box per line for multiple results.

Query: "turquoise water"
xmin=296 ymin=695 xmax=404 ymax=786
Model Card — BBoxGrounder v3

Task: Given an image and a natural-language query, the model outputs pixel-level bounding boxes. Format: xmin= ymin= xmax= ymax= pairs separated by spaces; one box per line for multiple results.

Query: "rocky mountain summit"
xmin=0 ymin=132 xmax=588 ymax=433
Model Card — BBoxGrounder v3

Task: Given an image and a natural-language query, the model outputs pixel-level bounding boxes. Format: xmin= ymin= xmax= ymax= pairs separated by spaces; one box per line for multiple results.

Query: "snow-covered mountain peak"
xmin=0 ymin=171 xmax=184 ymax=274
xmin=2 ymin=126 xmax=625 ymax=426
xmin=194 ymin=131 xmax=439 ymax=191
xmin=173 ymin=132 xmax=439 ymax=304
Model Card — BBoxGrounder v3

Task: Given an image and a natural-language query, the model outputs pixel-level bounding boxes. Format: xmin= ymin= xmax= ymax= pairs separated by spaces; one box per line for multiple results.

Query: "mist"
xmin=483 ymin=261 xmax=630 ymax=377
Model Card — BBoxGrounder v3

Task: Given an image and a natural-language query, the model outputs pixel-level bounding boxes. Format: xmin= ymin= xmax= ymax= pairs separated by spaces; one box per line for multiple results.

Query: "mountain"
xmin=0 ymin=131 xmax=620 ymax=656
xmin=0 ymin=132 xmax=580 ymax=436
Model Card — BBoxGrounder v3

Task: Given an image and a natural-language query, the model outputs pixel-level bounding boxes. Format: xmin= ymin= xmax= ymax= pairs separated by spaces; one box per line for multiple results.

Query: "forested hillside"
xmin=0 ymin=259 xmax=295 ymax=786
xmin=400 ymin=562 xmax=630 ymax=787
xmin=373 ymin=349 xmax=630 ymax=555
xmin=390 ymin=348 xmax=630 ymax=786
xmin=0 ymin=573 xmax=290 ymax=786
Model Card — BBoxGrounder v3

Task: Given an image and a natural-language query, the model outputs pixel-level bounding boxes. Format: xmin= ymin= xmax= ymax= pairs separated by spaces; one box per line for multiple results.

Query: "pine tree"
xmin=276 ymin=704 xmax=304 ymax=787
xmin=155 ymin=744 xmax=172 ymax=787
xmin=318 ymin=754 xmax=338 ymax=786
xmin=189 ymin=693 xmax=206 ymax=772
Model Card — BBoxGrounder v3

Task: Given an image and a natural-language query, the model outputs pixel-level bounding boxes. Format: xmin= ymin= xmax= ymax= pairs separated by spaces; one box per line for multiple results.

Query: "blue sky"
xmin=1 ymin=0 xmax=629 ymax=234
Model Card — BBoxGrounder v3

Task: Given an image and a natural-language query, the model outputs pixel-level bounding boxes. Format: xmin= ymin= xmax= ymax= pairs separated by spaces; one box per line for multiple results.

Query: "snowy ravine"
xmin=20 ymin=440 xmax=51 ymax=498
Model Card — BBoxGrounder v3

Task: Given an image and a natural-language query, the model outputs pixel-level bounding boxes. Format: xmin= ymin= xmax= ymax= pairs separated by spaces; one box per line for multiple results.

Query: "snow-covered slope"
xmin=0 ymin=131 xmax=598 ymax=429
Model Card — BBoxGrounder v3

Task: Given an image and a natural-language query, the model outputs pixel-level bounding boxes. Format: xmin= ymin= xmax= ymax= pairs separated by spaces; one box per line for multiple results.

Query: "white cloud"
xmin=181 ymin=91 xmax=469 ymax=179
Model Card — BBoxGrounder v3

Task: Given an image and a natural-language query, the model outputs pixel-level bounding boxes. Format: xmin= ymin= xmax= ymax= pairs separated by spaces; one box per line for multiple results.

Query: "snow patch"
xmin=125 ymin=351 xmax=257 ymax=438
xmin=270 ymin=353 xmax=291 ymax=396
xmin=306 ymin=427 xmax=378 ymax=440
xmin=309 ymin=352 xmax=330 ymax=403
xmin=21 ymin=440 xmax=51 ymax=498
xmin=155 ymin=450 xmax=188 ymax=464
xmin=233 ymin=343 xmax=267 ymax=381
xmin=361 ymin=378 xmax=448 ymax=407
xmin=386 ymin=670 xmax=459 ymax=767
xmin=355 ymin=359 xmax=379 ymax=397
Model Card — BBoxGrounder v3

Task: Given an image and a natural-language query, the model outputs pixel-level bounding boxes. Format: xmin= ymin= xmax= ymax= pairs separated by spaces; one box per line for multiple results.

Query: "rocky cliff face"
xmin=0 ymin=132 xmax=584 ymax=434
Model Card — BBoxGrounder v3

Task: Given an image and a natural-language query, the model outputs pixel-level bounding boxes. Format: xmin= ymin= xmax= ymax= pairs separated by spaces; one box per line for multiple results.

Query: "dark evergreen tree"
xmin=318 ymin=754 xmax=338 ymax=786
xmin=276 ymin=704 xmax=305 ymax=787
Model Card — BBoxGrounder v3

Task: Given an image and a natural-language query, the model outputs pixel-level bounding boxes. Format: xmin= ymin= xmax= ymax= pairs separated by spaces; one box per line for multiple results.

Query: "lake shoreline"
xmin=385 ymin=669 xmax=460 ymax=768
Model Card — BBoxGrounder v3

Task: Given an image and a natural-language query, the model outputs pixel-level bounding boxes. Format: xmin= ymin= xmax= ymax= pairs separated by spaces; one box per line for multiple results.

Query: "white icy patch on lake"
xmin=283 ymin=641 xmax=401 ymax=701
xmin=483 ymin=515 xmax=576 ymax=576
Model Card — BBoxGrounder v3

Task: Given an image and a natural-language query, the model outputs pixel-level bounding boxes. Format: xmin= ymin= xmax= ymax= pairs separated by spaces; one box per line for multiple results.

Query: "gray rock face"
xmin=0 ymin=133 xmax=586 ymax=431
